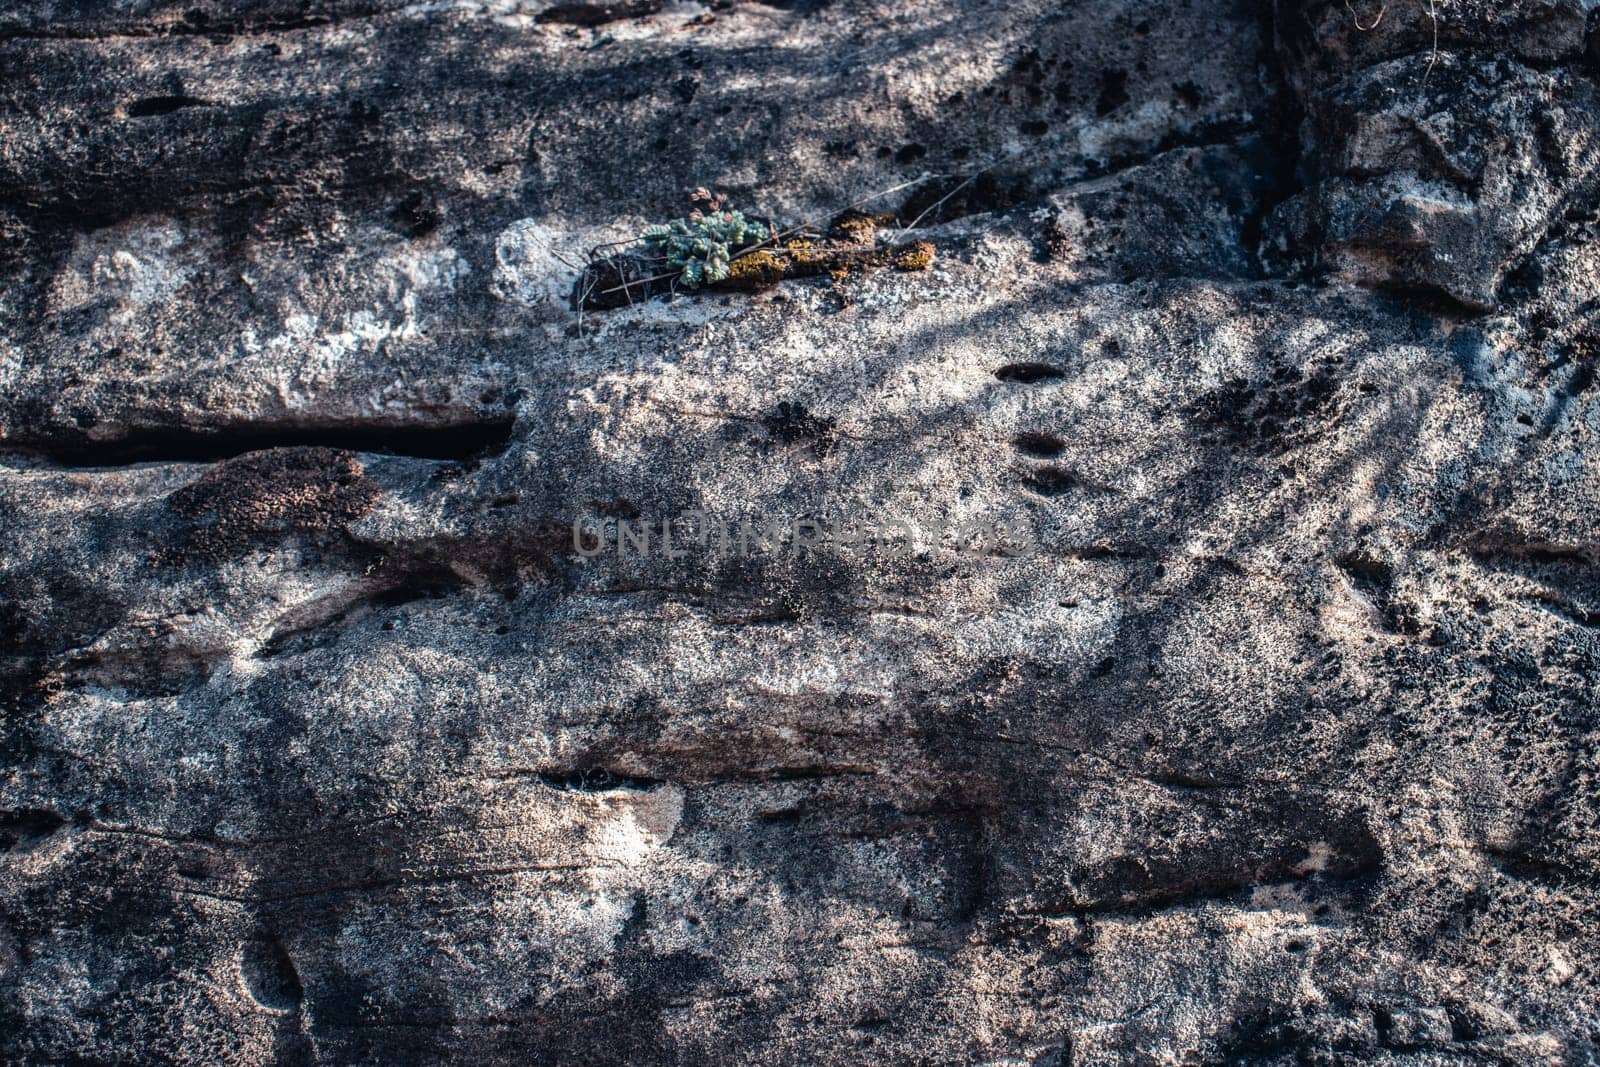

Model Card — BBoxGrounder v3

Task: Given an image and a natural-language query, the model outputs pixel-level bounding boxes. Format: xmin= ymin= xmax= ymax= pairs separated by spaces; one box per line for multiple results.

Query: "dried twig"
xmin=1344 ymin=0 xmax=1388 ymax=31
xmin=1423 ymin=0 xmax=1441 ymax=81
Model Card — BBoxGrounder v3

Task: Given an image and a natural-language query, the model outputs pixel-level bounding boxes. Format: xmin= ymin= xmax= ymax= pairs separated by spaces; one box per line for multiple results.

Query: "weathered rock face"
xmin=2 ymin=1 xmax=1599 ymax=1064
xmin=1272 ymin=0 xmax=1600 ymax=309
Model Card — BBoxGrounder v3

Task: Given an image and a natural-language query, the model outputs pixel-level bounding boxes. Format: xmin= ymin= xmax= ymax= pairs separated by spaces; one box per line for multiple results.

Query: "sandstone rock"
xmin=1273 ymin=0 xmax=1600 ymax=309
xmin=2 ymin=1 xmax=1598 ymax=1064
xmin=1385 ymin=1005 xmax=1454 ymax=1049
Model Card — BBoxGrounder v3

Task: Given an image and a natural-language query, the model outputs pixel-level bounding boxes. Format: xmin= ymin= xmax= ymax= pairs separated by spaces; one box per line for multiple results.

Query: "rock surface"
xmin=2 ymin=1 xmax=1600 ymax=1063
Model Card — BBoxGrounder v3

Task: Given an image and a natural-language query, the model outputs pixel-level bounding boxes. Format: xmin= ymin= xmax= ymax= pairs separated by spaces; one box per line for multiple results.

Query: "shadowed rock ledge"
xmin=2 ymin=1 xmax=1600 ymax=1064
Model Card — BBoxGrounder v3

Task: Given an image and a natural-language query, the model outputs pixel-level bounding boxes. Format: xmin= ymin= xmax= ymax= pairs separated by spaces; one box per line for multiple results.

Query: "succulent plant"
xmin=641 ymin=210 xmax=771 ymax=289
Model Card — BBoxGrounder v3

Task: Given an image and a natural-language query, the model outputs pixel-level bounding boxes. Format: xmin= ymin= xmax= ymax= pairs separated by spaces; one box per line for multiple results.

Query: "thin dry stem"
xmin=1344 ymin=0 xmax=1388 ymax=31
xmin=1424 ymin=0 xmax=1440 ymax=81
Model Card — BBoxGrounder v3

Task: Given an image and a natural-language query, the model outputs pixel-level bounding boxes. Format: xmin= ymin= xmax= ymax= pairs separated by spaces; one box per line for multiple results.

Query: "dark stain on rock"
xmin=165 ymin=447 xmax=380 ymax=563
xmin=763 ymin=401 xmax=837 ymax=458
xmin=1039 ymin=217 xmax=1073 ymax=262
xmin=389 ymin=189 xmax=441 ymax=238
xmin=1096 ymin=69 xmax=1130 ymax=115
xmin=1194 ymin=360 xmax=1344 ymax=452
xmin=671 ymin=77 xmax=700 ymax=105
xmin=899 ymin=171 xmax=1034 ymax=225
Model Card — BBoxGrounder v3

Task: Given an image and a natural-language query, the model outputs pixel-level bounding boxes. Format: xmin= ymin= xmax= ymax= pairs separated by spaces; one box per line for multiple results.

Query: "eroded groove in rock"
xmin=7 ymin=417 xmax=517 ymax=468
xmin=0 ymin=1 xmax=414 ymax=40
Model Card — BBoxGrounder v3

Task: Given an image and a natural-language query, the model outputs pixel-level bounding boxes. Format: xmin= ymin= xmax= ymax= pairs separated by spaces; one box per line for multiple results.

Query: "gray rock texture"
xmin=2 ymin=1 xmax=1600 ymax=1063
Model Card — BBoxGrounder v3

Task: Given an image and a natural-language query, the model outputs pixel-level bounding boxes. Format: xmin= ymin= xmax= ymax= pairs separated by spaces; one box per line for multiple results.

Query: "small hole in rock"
xmin=1014 ymin=432 xmax=1065 ymax=457
xmin=127 ymin=95 xmax=208 ymax=118
xmin=240 ymin=938 xmax=303 ymax=1012
xmin=994 ymin=363 xmax=1065 ymax=384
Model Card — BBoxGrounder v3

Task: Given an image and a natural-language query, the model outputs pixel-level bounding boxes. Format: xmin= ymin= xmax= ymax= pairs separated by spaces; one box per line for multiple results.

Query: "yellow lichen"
xmin=893 ymin=240 xmax=935 ymax=272
xmin=722 ymin=250 xmax=789 ymax=289
xmin=784 ymin=239 xmax=832 ymax=273
xmin=711 ymin=235 xmax=934 ymax=293
xmin=829 ymin=210 xmax=898 ymax=244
